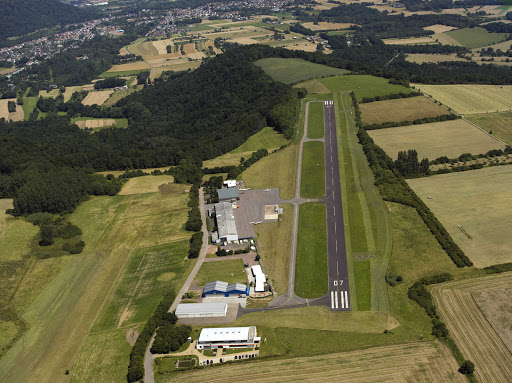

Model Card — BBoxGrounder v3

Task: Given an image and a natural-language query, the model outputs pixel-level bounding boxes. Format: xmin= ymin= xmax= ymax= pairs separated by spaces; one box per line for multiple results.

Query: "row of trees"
xmin=394 ymin=150 xmax=430 ymax=178
xmin=364 ymin=113 xmax=459 ymax=130
xmin=360 ymin=91 xmax=421 ymax=104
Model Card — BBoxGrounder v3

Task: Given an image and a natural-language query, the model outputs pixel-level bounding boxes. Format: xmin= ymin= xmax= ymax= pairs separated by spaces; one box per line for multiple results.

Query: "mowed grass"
xmin=300 ymin=141 xmax=325 ymax=199
xmin=295 ymin=203 xmax=327 ymax=298
xmin=307 ymin=102 xmax=324 ymax=139
xmin=255 ymin=58 xmax=349 ymax=84
xmin=368 ymin=119 xmax=505 ymax=160
xmin=431 ymin=274 xmax=512 ymax=383
xmin=194 ymin=259 xmax=247 ymax=286
xmin=359 ymin=96 xmax=450 ymax=125
xmin=230 ymin=127 xmax=289 ymax=153
xmin=118 ymin=175 xmax=177 ymax=195
xmin=254 ymin=204 xmax=293 ymax=295
xmin=445 ymin=27 xmax=508 ymax=48
xmin=466 ymin=111 xmax=512 ymax=145
xmin=408 ymin=166 xmax=512 ymax=267
xmin=158 ymin=341 xmax=465 ymax=383
xmin=353 ymin=261 xmax=371 ymax=311
xmin=413 ymin=84 xmax=512 ymax=114
xmin=320 ymin=75 xmax=414 ymax=101
xmin=0 ymin=183 xmax=194 ymax=383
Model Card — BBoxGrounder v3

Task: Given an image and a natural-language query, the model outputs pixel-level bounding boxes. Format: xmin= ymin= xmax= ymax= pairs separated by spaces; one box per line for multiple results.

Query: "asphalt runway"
xmin=323 ymin=100 xmax=351 ymax=311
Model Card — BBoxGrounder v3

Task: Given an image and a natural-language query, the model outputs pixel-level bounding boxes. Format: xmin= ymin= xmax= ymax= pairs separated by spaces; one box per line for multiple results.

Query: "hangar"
xmin=215 ymin=202 xmax=239 ymax=242
xmin=196 ymin=326 xmax=260 ymax=350
xmin=175 ymin=302 xmax=227 ymax=318
xmin=202 ymin=280 xmax=249 ymax=297
xmin=217 ymin=187 xmax=240 ymax=202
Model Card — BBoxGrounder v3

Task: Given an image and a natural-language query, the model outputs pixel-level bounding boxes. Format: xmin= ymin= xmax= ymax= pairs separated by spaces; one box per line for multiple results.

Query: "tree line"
xmin=364 ymin=113 xmax=459 ymax=130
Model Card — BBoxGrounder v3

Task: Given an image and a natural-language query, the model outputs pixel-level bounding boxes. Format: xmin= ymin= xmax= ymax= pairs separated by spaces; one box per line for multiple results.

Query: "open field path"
xmin=431 ymin=272 xmax=512 ymax=383
xmin=143 ymin=187 xmax=208 ymax=383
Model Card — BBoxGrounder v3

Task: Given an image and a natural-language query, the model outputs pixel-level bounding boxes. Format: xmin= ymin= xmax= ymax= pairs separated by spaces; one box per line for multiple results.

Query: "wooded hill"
xmin=0 ymin=0 xmax=96 ymax=41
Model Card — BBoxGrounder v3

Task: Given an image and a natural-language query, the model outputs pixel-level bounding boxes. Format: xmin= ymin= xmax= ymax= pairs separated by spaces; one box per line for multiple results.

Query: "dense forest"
xmin=0 ymin=0 xmax=97 ymax=41
xmin=0 ymin=46 xmax=301 ymax=215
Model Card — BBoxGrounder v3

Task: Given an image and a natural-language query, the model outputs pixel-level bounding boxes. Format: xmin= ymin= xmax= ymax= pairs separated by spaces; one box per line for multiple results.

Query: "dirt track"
xmin=431 ymin=273 xmax=512 ymax=383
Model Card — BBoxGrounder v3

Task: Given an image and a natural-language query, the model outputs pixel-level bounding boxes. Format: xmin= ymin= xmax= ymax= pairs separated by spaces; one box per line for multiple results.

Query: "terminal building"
xmin=202 ymin=281 xmax=249 ymax=297
xmin=175 ymin=302 xmax=227 ymax=319
xmin=215 ymin=202 xmax=238 ymax=242
xmin=196 ymin=326 xmax=260 ymax=350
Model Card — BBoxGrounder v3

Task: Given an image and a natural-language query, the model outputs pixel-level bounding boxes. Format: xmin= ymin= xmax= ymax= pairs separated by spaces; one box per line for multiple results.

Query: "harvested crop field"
xmin=383 ymin=37 xmax=435 ymax=45
xmin=368 ymin=119 xmax=505 ymax=160
xmin=424 ymin=24 xmax=457 ymax=33
xmin=74 ymin=119 xmax=116 ymax=129
xmin=0 ymin=99 xmax=23 ymax=121
xmin=466 ymin=111 xmax=512 ymax=145
xmin=408 ymin=166 xmax=512 ymax=267
xmin=82 ymin=91 xmax=114 ymax=106
xmin=431 ymin=273 xmax=512 ymax=383
xmin=160 ymin=341 xmax=464 ymax=383
xmin=405 ymin=53 xmax=466 ymax=64
xmin=413 ymin=84 xmax=512 ymax=114
xmin=107 ymin=62 xmax=150 ymax=72
xmin=302 ymin=22 xmax=355 ymax=30
xmin=360 ymin=96 xmax=450 ymax=125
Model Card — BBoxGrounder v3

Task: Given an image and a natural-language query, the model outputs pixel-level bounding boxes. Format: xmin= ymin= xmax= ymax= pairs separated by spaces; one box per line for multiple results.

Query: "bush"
xmin=385 ymin=273 xmax=403 ymax=286
xmin=39 ymin=226 xmax=54 ymax=246
xmin=26 ymin=212 xmax=54 ymax=226
xmin=62 ymin=240 xmax=85 ymax=254
xmin=151 ymin=324 xmax=191 ymax=354
xmin=483 ymin=262 xmax=512 ymax=274
xmin=60 ymin=223 xmax=82 ymax=239
xmin=94 ymin=77 xmax=126 ymax=90
xmin=459 ymin=360 xmax=475 ymax=375
xmin=188 ymin=232 xmax=202 ymax=259
xmin=185 ymin=207 xmax=202 ymax=232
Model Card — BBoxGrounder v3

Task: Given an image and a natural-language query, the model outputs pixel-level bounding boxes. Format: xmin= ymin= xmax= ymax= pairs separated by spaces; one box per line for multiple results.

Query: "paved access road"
xmin=323 ymin=100 xmax=350 ymax=311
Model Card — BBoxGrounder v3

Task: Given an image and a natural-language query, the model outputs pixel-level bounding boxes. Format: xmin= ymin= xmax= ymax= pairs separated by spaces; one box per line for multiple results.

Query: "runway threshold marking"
xmin=334 ymin=291 xmax=339 ymax=309
xmin=331 ymin=291 xmax=335 ymax=309
xmin=340 ymin=291 xmax=345 ymax=308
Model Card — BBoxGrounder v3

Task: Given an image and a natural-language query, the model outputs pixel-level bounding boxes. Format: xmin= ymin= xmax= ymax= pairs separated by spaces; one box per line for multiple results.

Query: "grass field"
xmin=353 ymin=261 xmax=371 ymax=311
xmin=202 ymin=151 xmax=252 ymax=168
xmin=0 ymin=177 xmax=195 ymax=383
xmin=295 ymin=203 xmax=327 ymax=298
xmin=118 ymin=175 xmax=176 ymax=195
xmin=445 ymin=27 xmax=508 ymax=48
xmin=254 ymin=204 xmax=293 ymax=295
xmin=294 ymin=79 xmax=330 ymax=94
xmin=103 ymin=88 xmax=138 ymax=107
xmin=321 ymin=75 xmax=414 ymax=101
xmin=39 ymin=86 xmax=82 ymax=102
xmin=431 ymin=273 xmax=512 ymax=383
xmin=194 ymin=259 xmax=247 ymax=286
xmin=21 ymin=95 xmax=38 ymax=120
xmin=383 ymin=36 xmax=435 ymax=45
xmin=413 ymin=84 xmax=512 ymax=114
xmin=159 ymin=341 xmax=464 ymax=383
xmin=254 ymin=58 xmax=349 ymax=84
xmin=307 ymin=102 xmax=324 ymax=139
xmin=408 ymin=166 xmax=512 ymax=267
xmin=359 ymin=96 xmax=450 ymax=125
xmin=300 ymin=141 xmax=325 ymax=199
xmin=368 ymin=119 xmax=505 ymax=160
xmin=82 ymin=90 xmax=114 ymax=106
xmin=230 ymin=127 xmax=289 ymax=154
xmin=73 ymin=118 xmax=127 ymax=130
xmin=466 ymin=111 xmax=512 ymax=145
xmin=405 ymin=53 xmax=467 ymax=64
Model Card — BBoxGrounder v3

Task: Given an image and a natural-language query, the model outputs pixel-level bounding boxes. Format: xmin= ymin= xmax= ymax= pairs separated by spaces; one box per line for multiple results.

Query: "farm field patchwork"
xmin=321 ymin=75 xmax=415 ymax=101
xmin=159 ymin=341 xmax=464 ymax=383
xmin=431 ymin=273 xmax=512 ymax=383
xmin=359 ymin=96 xmax=450 ymax=125
xmin=408 ymin=166 xmax=512 ymax=267
xmin=307 ymin=101 xmax=324 ymax=139
xmin=368 ymin=119 xmax=505 ymax=160
xmin=445 ymin=27 xmax=508 ymax=48
xmin=295 ymin=203 xmax=327 ymax=298
xmin=255 ymin=58 xmax=349 ymax=84
xmin=466 ymin=111 xmax=512 ymax=145
xmin=82 ymin=90 xmax=114 ymax=106
xmin=413 ymin=84 xmax=512 ymax=114
xmin=254 ymin=204 xmax=293 ymax=295
xmin=300 ymin=141 xmax=325 ymax=199
xmin=230 ymin=126 xmax=289 ymax=153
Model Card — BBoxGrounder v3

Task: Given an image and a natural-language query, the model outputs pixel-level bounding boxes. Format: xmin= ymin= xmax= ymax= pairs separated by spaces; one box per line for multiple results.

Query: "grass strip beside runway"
xmin=300 ymin=141 xmax=325 ymax=199
xmin=295 ymin=202 xmax=327 ymax=298
xmin=307 ymin=102 xmax=324 ymax=139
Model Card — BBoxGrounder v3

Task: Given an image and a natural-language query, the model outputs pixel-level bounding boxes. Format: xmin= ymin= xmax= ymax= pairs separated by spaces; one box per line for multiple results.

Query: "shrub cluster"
xmin=364 ymin=113 xmax=458 ymax=130
xmin=151 ymin=324 xmax=191 ymax=354
xmin=188 ymin=232 xmax=203 ymax=259
xmin=483 ymin=262 xmax=512 ymax=274
xmin=351 ymin=92 xmax=472 ymax=268
xmin=185 ymin=207 xmax=201 ymax=232
xmin=360 ymin=91 xmax=421 ymax=103
xmin=62 ymin=240 xmax=85 ymax=254
xmin=385 ymin=273 xmax=403 ymax=286
xmin=26 ymin=214 xmax=85 ymax=253
xmin=94 ymin=77 xmax=126 ymax=90
xmin=227 ymin=149 xmax=269 ymax=179
xmin=127 ymin=292 xmax=176 ymax=382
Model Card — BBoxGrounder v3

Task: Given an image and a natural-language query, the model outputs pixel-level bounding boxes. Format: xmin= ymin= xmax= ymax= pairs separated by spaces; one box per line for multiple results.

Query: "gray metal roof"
xmin=227 ymin=283 xmax=247 ymax=292
xmin=217 ymin=187 xmax=239 ymax=201
xmin=176 ymin=302 xmax=227 ymax=315
xmin=215 ymin=202 xmax=238 ymax=239
xmin=204 ymin=280 xmax=228 ymax=293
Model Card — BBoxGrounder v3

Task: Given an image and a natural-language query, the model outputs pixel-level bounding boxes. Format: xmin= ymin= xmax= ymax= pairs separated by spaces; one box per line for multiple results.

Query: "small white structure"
xmin=175 ymin=303 xmax=227 ymax=318
xmin=224 ymin=180 xmax=237 ymax=188
xmin=251 ymin=265 xmax=266 ymax=292
xmin=196 ymin=326 xmax=259 ymax=349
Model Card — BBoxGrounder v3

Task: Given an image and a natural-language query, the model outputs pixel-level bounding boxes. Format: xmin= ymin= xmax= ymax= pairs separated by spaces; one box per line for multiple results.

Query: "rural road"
xmin=143 ymin=187 xmax=209 ymax=383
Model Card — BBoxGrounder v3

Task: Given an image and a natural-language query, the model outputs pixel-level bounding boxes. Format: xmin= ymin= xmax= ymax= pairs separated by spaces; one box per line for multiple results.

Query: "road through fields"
xmin=323 ymin=100 xmax=350 ymax=311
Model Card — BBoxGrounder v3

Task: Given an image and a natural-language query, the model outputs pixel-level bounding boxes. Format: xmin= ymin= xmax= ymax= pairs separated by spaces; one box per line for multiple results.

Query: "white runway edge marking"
xmin=340 ymin=290 xmax=345 ymax=308
xmin=345 ymin=291 xmax=349 ymax=308
xmin=331 ymin=291 xmax=335 ymax=309
xmin=335 ymin=291 xmax=339 ymax=309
